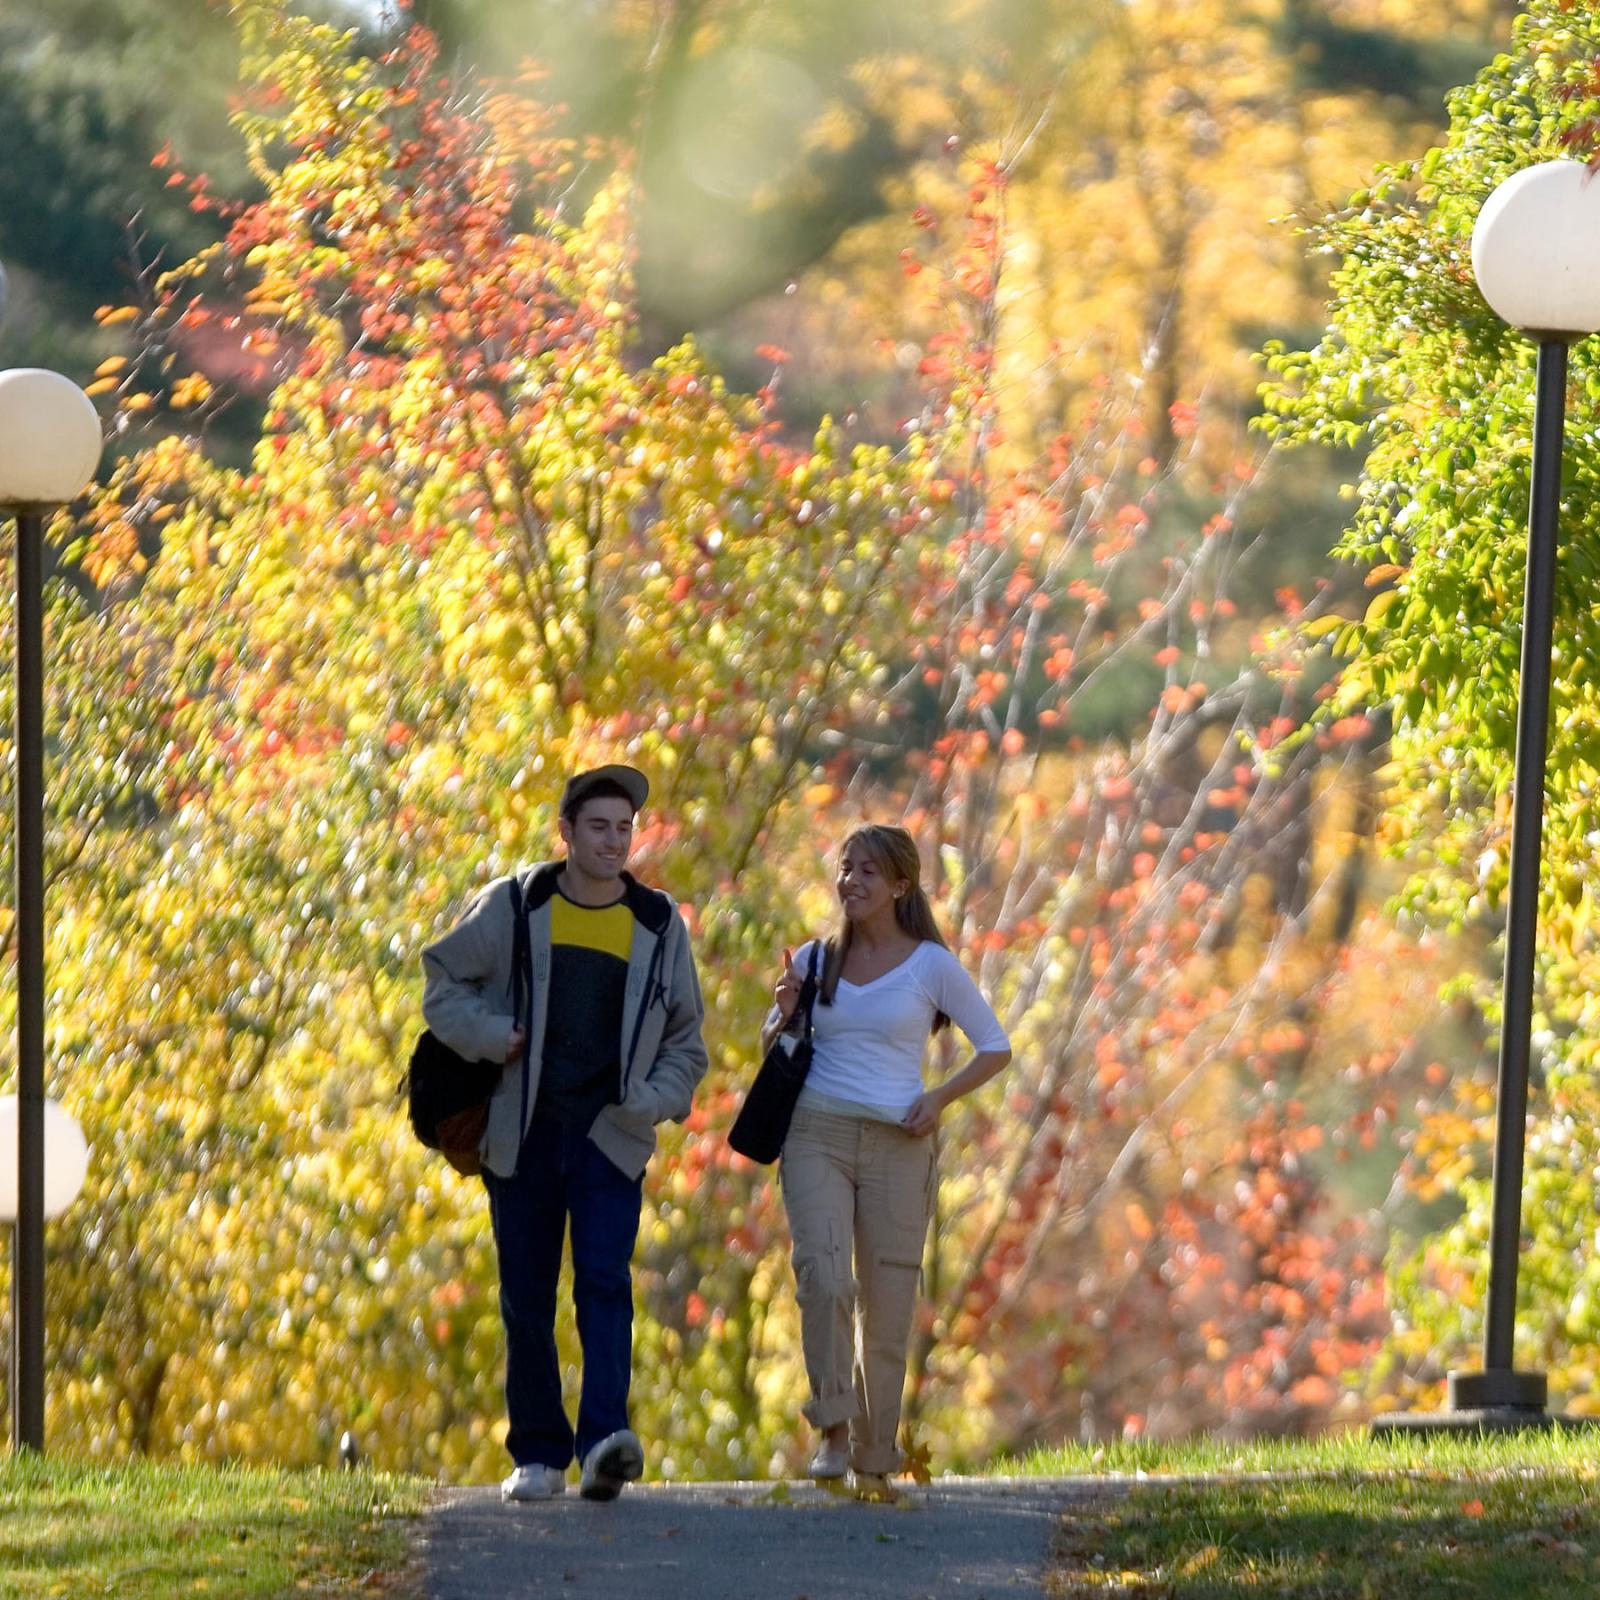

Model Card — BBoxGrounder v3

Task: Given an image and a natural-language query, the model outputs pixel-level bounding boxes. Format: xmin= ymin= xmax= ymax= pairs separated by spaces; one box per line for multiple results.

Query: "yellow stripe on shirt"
xmin=549 ymin=893 xmax=634 ymax=962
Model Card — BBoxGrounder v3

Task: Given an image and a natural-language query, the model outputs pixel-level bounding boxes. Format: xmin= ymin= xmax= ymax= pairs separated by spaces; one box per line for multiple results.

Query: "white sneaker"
xmin=808 ymin=1441 xmax=848 ymax=1480
xmin=501 ymin=1464 xmax=566 ymax=1503
xmin=579 ymin=1429 xmax=645 ymax=1502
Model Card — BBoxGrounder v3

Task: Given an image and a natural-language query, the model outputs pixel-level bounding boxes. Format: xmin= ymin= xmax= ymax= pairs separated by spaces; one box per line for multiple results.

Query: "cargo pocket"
xmin=794 ymin=1212 xmax=851 ymax=1302
xmin=870 ymin=1250 xmax=927 ymax=1317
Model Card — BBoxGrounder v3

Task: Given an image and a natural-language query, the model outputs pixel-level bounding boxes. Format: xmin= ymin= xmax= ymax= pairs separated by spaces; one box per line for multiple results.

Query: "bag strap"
xmin=796 ymin=941 xmax=822 ymax=1043
xmin=507 ymin=874 xmax=535 ymax=1136
xmin=509 ymin=876 xmax=529 ymax=1036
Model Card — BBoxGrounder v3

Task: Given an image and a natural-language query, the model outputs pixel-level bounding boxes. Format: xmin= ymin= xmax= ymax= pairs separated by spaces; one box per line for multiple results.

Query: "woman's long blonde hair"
xmin=820 ymin=824 xmax=951 ymax=1033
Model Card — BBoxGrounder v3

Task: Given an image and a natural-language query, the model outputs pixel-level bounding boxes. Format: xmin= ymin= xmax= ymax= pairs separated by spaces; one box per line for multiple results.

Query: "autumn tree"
xmin=1260 ymin=0 xmax=1600 ymax=1412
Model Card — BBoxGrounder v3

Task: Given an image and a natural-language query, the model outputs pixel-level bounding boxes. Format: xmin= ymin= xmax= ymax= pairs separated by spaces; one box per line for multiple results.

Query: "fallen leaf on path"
xmin=899 ymin=1425 xmax=934 ymax=1486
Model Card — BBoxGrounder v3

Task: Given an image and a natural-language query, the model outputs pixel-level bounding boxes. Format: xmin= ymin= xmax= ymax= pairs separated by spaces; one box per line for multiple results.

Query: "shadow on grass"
xmin=1050 ymin=1475 xmax=1599 ymax=1599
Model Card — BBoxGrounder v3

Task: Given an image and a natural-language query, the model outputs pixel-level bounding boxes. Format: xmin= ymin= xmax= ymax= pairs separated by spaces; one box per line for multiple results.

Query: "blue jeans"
xmin=484 ymin=1114 xmax=644 ymax=1469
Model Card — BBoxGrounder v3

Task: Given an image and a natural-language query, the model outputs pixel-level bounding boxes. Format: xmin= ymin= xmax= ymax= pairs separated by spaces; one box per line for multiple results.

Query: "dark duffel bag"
xmin=728 ymin=942 xmax=821 ymax=1164
xmin=407 ymin=877 xmax=527 ymax=1175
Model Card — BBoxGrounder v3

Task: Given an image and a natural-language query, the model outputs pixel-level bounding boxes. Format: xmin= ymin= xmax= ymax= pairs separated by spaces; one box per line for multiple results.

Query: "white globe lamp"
xmin=1472 ymin=160 xmax=1600 ymax=337
xmin=0 ymin=1098 xmax=88 ymax=1223
xmin=0 ymin=369 xmax=102 ymax=510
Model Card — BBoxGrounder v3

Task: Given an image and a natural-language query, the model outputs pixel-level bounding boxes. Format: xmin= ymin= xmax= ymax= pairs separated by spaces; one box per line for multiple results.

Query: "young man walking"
xmin=421 ymin=764 xmax=707 ymax=1504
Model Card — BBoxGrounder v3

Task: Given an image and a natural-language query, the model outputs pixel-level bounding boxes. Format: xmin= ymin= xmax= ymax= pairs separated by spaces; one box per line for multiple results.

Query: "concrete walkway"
xmin=420 ymin=1476 xmax=1105 ymax=1600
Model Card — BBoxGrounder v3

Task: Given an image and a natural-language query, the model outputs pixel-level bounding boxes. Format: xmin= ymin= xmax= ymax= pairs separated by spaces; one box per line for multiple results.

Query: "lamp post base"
xmin=1371 ymin=1368 xmax=1599 ymax=1437
xmin=1448 ymin=1368 xmax=1545 ymax=1411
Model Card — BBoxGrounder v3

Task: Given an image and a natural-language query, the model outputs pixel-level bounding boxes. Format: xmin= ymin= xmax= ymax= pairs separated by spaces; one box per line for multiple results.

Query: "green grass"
xmin=0 ymin=1456 xmax=429 ymax=1599
xmin=996 ymin=1432 xmax=1600 ymax=1597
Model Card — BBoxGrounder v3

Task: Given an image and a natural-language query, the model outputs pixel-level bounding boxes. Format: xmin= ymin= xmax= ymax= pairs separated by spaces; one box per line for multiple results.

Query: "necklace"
xmin=845 ymin=936 xmax=915 ymax=980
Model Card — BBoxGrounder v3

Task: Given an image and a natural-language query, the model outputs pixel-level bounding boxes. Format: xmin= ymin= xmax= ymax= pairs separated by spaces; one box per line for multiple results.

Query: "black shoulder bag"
xmin=728 ymin=942 xmax=822 ymax=1164
xmin=407 ymin=877 xmax=529 ymax=1176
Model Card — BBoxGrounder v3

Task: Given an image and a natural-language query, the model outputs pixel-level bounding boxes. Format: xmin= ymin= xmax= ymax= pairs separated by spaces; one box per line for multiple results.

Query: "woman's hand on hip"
xmin=900 ymin=1091 xmax=943 ymax=1138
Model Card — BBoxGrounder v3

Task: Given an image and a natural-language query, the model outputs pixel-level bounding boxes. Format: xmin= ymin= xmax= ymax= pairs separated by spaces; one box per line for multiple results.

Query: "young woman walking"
xmin=764 ymin=824 xmax=1011 ymax=1486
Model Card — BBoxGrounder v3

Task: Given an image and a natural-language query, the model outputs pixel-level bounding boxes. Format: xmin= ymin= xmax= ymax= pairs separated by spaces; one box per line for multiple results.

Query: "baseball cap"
xmin=559 ymin=763 xmax=649 ymax=817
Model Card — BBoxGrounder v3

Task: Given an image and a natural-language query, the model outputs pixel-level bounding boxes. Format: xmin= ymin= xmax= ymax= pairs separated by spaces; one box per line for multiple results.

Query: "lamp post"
xmin=0 ymin=364 xmax=102 ymax=1451
xmin=1374 ymin=160 xmax=1600 ymax=1436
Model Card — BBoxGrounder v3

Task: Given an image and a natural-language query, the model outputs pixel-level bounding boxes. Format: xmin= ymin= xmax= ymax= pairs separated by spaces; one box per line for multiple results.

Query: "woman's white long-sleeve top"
xmin=784 ymin=938 xmax=1009 ymax=1123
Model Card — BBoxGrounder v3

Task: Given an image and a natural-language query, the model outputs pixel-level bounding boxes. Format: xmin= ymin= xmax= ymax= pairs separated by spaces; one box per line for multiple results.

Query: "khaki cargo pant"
xmin=779 ymin=1104 xmax=936 ymax=1476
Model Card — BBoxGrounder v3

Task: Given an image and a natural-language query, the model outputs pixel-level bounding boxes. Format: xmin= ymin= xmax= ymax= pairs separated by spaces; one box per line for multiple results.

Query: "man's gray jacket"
xmin=421 ymin=861 xmax=707 ymax=1179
